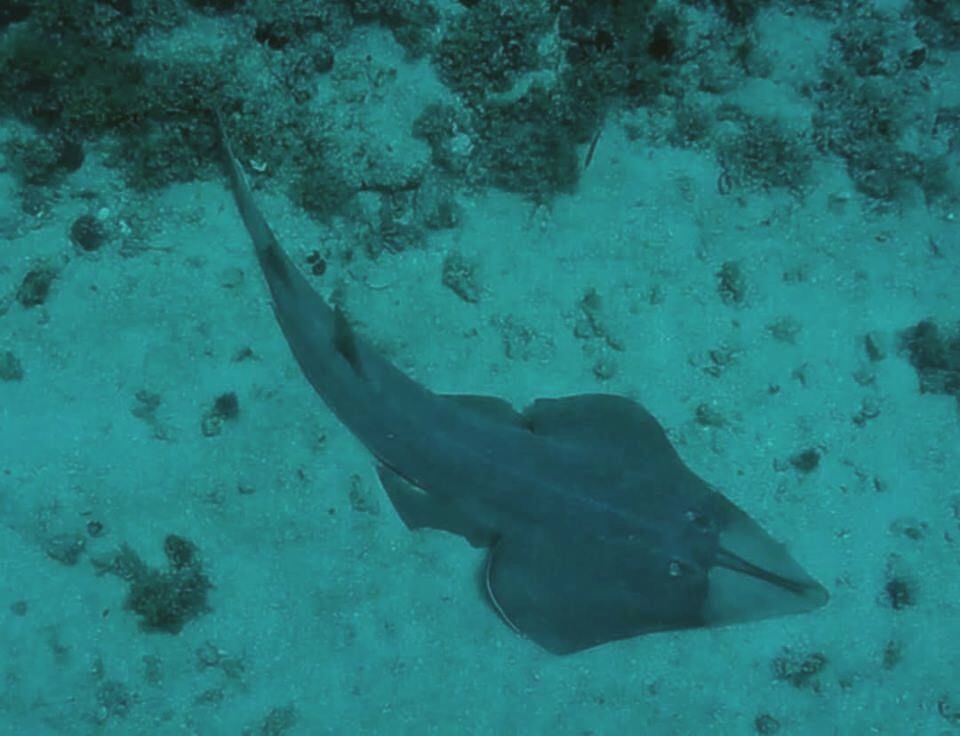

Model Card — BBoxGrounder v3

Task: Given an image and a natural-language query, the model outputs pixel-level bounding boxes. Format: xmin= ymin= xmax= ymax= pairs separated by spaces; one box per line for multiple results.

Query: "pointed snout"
xmin=701 ymin=502 xmax=829 ymax=628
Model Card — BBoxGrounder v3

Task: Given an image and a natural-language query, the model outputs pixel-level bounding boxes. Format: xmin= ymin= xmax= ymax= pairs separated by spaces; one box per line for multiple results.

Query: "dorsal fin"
xmin=333 ymin=306 xmax=365 ymax=378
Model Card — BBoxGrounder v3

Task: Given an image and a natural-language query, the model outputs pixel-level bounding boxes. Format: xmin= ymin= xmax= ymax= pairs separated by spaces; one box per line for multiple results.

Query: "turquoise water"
xmin=1 ymin=2 xmax=958 ymax=734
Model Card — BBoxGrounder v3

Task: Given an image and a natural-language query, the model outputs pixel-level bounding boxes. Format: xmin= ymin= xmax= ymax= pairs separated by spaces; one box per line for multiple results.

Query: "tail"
xmin=212 ymin=110 xmax=295 ymax=286
xmin=214 ymin=109 xmax=344 ymax=370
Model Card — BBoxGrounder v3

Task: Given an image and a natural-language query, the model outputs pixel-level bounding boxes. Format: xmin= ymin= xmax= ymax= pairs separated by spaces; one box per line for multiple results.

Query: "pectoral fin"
xmin=483 ymin=532 xmax=706 ymax=655
xmin=376 ymin=465 xmax=494 ymax=548
xmin=522 ymin=394 xmax=678 ymax=463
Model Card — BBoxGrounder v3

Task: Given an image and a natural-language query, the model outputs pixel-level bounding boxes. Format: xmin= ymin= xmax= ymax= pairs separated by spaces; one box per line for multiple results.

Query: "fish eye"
xmin=668 ymin=558 xmax=705 ymax=580
xmin=684 ymin=509 xmax=714 ymax=532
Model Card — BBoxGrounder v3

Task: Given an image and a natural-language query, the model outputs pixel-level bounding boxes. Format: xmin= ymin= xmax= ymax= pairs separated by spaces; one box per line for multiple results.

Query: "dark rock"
xmin=45 ymin=532 xmax=86 ymax=566
xmin=755 ymin=713 xmax=781 ymax=734
xmin=0 ymin=2 xmax=31 ymax=30
xmin=442 ymin=252 xmax=481 ymax=303
xmin=213 ymin=392 xmax=240 ymax=420
xmin=899 ymin=320 xmax=960 ymax=397
xmin=0 ymin=351 xmax=24 ymax=381
xmin=16 ymin=263 xmax=57 ymax=307
xmin=885 ymin=577 xmax=915 ymax=610
xmin=70 ymin=214 xmax=107 ymax=252
xmin=790 ymin=448 xmax=821 ymax=473
xmin=717 ymin=261 xmax=746 ymax=305
xmin=773 ymin=649 xmax=827 ymax=689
